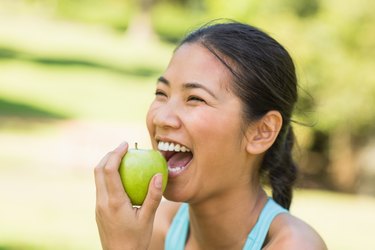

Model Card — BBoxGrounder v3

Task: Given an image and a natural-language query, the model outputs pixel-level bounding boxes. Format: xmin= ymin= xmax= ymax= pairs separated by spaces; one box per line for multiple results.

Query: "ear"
xmin=245 ymin=111 xmax=283 ymax=155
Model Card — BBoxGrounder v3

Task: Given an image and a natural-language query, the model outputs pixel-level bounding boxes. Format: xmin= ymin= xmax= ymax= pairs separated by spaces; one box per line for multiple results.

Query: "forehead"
xmin=164 ymin=43 xmax=233 ymax=91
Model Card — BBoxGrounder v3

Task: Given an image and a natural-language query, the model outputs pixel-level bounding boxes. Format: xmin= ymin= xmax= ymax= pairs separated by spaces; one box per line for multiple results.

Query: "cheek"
xmin=188 ymin=108 xmax=243 ymax=152
xmin=146 ymin=102 xmax=157 ymax=135
xmin=190 ymin=111 xmax=247 ymax=189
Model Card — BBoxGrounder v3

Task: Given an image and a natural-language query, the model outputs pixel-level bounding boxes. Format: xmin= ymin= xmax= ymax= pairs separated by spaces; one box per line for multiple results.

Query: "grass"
xmin=0 ymin=131 xmax=98 ymax=250
xmin=0 ymin=11 xmax=174 ymax=126
xmin=0 ymin=59 xmax=157 ymax=123
xmin=1 ymin=126 xmax=375 ymax=250
xmin=1 ymin=11 xmax=375 ymax=250
xmin=292 ymin=190 xmax=375 ymax=250
xmin=0 ymin=13 xmax=168 ymax=249
xmin=0 ymin=97 xmax=67 ymax=119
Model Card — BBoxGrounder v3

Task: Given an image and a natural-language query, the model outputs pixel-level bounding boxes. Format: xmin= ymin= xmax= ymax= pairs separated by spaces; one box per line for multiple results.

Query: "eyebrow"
xmin=157 ymin=76 xmax=169 ymax=85
xmin=157 ymin=76 xmax=217 ymax=99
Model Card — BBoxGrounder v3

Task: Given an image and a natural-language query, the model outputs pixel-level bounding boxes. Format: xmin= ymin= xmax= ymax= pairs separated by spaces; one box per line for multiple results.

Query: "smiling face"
xmin=146 ymin=43 xmax=257 ymax=204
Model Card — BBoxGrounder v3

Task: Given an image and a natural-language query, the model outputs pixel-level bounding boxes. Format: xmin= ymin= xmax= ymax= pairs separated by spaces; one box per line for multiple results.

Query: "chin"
xmin=162 ymin=182 xmax=194 ymax=203
xmin=163 ymin=188 xmax=185 ymax=203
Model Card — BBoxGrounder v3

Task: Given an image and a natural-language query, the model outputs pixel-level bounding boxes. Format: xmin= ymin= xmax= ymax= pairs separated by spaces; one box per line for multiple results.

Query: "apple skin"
xmin=119 ymin=147 xmax=168 ymax=206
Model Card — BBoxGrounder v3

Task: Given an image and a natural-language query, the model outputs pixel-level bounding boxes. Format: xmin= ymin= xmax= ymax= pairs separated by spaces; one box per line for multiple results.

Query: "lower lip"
xmin=167 ymin=158 xmax=193 ymax=178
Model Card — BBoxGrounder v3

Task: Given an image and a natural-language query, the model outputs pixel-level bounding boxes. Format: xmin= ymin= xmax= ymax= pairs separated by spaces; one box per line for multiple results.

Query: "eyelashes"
xmin=187 ymin=96 xmax=205 ymax=103
xmin=154 ymin=90 xmax=206 ymax=104
xmin=155 ymin=90 xmax=167 ymax=97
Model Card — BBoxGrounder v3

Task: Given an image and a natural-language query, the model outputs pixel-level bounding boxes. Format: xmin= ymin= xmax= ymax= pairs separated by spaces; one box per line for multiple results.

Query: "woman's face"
xmin=146 ymin=43 xmax=254 ymax=203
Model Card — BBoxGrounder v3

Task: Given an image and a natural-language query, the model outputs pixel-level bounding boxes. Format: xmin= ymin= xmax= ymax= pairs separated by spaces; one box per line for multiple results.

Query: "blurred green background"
xmin=0 ymin=0 xmax=374 ymax=249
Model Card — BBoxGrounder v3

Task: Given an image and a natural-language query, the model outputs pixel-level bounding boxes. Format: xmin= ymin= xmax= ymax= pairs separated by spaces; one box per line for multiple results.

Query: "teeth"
xmin=158 ymin=141 xmax=190 ymax=152
xmin=168 ymin=166 xmax=184 ymax=173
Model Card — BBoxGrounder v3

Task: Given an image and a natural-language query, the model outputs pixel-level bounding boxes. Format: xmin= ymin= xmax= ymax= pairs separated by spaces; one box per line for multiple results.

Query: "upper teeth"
xmin=158 ymin=141 xmax=190 ymax=152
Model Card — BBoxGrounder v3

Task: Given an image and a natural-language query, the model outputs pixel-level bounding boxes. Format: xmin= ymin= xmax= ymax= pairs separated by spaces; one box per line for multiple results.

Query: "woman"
xmin=94 ymin=21 xmax=327 ymax=250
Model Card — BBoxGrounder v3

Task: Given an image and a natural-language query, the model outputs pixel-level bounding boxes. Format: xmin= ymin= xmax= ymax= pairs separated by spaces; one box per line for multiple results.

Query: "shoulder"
xmin=264 ymin=212 xmax=327 ymax=250
xmin=149 ymin=200 xmax=182 ymax=249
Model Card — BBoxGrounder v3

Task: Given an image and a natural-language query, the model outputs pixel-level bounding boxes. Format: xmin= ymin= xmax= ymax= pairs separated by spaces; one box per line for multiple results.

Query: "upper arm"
xmin=265 ymin=214 xmax=327 ymax=250
xmin=148 ymin=200 xmax=181 ymax=250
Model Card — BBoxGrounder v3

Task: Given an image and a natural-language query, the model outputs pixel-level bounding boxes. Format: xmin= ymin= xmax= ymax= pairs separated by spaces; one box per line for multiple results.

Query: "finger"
xmin=97 ymin=151 xmax=112 ymax=168
xmin=139 ymin=174 xmax=164 ymax=222
xmin=94 ymin=152 xmax=111 ymax=200
xmin=104 ymin=142 xmax=130 ymax=201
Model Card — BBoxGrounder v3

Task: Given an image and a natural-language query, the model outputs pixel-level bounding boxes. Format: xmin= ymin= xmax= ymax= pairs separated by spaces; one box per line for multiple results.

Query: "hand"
xmin=94 ymin=142 xmax=164 ymax=250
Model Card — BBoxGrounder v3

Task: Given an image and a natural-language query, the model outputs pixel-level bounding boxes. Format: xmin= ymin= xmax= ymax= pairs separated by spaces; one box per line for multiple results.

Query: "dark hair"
xmin=179 ymin=21 xmax=298 ymax=210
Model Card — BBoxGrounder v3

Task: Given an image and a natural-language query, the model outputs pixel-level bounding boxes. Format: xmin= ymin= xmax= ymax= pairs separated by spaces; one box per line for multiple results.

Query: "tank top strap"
xmin=243 ymin=198 xmax=288 ymax=250
xmin=165 ymin=203 xmax=189 ymax=250
xmin=164 ymin=199 xmax=287 ymax=250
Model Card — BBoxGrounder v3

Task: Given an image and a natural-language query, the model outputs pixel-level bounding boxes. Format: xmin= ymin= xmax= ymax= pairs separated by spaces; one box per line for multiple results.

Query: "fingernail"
xmin=154 ymin=174 xmax=163 ymax=190
xmin=117 ymin=141 xmax=128 ymax=150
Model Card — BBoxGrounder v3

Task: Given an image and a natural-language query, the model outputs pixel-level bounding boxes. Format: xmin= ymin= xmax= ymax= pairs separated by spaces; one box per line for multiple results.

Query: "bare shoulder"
xmin=264 ymin=213 xmax=327 ymax=250
xmin=148 ymin=200 xmax=182 ymax=249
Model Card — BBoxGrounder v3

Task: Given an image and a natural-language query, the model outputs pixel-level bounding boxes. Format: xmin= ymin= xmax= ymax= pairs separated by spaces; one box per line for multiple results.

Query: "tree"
xmin=126 ymin=0 xmax=158 ymax=42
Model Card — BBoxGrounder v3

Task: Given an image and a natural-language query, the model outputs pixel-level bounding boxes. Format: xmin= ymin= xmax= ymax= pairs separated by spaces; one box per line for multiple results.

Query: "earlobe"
xmin=245 ymin=111 xmax=283 ymax=155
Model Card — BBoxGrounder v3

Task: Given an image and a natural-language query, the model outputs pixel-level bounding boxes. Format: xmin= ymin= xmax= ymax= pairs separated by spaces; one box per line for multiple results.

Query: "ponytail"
xmin=261 ymin=125 xmax=298 ymax=210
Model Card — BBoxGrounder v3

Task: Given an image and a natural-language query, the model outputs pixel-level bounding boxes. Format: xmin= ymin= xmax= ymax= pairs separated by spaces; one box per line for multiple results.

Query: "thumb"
xmin=139 ymin=173 xmax=164 ymax=222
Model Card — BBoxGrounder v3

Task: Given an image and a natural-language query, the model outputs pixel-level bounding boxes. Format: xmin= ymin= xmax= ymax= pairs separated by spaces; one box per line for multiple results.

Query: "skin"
xmin=94 ymin=43 xmax=327 ymax=250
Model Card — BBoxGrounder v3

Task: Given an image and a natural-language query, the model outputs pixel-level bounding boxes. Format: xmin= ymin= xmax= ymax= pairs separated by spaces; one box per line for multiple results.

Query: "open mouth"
xmin=157 ymin=141 xmax=193 ymax=177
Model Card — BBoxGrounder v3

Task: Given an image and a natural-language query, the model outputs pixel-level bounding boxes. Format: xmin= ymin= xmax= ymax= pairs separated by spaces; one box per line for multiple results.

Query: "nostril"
xmin=151 ymin=102 xmax=182 ymax=129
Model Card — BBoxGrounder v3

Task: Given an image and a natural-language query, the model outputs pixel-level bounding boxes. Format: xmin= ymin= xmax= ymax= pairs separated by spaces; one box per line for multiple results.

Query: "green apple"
xmin=119 ymin=143 xmax=168 ymax=206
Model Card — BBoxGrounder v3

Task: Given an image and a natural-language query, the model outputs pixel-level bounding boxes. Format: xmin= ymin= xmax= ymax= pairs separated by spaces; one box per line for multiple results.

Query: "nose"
xmin=153 ymin=101 xmax=181 ymax=130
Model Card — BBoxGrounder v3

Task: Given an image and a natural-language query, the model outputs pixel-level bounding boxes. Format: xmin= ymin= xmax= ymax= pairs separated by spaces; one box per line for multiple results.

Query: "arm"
xmin=94 ymin=142 xmax=164 ymax=250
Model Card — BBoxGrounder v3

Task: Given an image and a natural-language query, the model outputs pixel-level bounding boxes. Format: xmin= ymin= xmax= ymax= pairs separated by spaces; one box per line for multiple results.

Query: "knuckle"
xmin=149 ymin=192 xmax=159 ymax=203
xmin=147 ymin=191 xmax=162 ymax=209
xmin=96 ymin=197 xmax=123 ymax=214
xmin=108 ymin=197 xmax=124 ymax=211
xmin=104 ymin=165 xmax=116 ymax=176
xmin=95 ymin=202 xmax=107 ymax=216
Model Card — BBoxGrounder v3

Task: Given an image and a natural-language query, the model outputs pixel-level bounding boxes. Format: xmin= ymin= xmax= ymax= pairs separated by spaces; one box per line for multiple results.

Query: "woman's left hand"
xmin=94 ymin=142 xmax=164 ymax=250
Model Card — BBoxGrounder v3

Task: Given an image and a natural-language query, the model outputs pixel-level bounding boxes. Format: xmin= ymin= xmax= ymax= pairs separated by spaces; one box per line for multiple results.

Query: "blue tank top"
xmin=165 ymin=198 xmax=287 ymax=250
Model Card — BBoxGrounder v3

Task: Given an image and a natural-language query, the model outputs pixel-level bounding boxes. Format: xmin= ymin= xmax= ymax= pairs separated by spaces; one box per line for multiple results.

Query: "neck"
xmin=187 ymin=184 xmax=268 ymax=250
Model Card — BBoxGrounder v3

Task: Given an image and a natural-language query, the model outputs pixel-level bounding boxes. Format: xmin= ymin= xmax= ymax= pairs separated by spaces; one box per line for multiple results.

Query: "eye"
xmin=154 ymin=90 xmax=168 ymax=101
xmin=155 ymin=90 xmax=167 ymax=97
xmin=187 ymin=95 xmax=206 ymax=103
